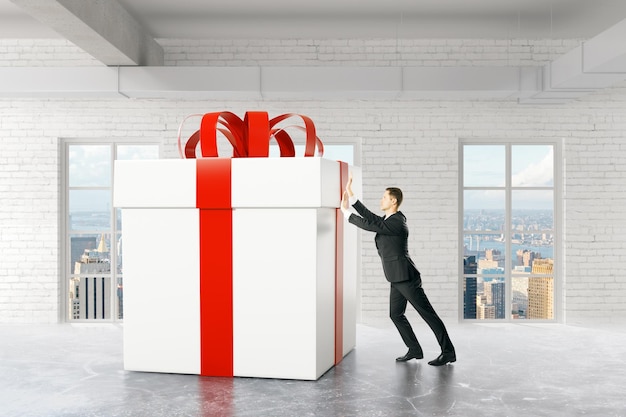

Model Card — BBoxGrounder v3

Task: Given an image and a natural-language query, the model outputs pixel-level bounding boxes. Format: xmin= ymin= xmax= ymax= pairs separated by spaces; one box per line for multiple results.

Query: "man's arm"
xmin=340 ymin=191 xmax=355 ymax=220
xmin=351 ymin=199 xmax=382 ymax=222
xmin=342 ymin=173 xmax=406 ymax=235
xmin=349 ymin=208 xmax=406 ymax=235
xmin=341 ymin=172 xmax=384 ymax=223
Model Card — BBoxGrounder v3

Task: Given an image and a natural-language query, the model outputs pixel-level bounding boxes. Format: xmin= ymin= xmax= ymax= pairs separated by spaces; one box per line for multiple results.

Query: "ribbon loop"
xmin=178 ymin=111 xmax=324 ymax=159
xmin=244 ymin=111 xmax=271 ymax=157
xmin=269 ymin=113 xmax=324 ymax=157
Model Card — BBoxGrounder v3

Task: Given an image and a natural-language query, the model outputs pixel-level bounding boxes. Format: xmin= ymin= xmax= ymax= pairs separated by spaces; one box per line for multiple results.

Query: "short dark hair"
xmin=386 ymin=187 xmax=403 ymax=208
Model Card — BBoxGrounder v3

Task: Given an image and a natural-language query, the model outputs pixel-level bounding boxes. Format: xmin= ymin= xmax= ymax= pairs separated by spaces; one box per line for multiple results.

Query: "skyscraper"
xmin=70 ymin=234 xmax=111 ymax=320
xmin=476 ymin=295 xmax=495 ymax=319
xmin=464 ymin=277 xmax=477 ymax=319
xmin=528 ymin=259 xmax=554 ymax=319
xmin=491 ymin=282 xmax=505 ymax=319
xmin=527 ymin=277 xmax=554 ymax=319
xmin=463 ymin=256 xmax=477 ymax=319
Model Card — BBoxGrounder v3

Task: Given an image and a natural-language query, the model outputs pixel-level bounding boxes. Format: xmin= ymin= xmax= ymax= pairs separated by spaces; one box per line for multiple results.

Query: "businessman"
xmin=341 ymin=174 xmax=456 ymax=366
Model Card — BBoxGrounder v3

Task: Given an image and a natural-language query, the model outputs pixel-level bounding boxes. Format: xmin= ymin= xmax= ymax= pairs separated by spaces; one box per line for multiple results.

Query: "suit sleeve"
xmin=348 ymin=200 xmax=405 ymax=236
xmin=351 ymin=200 xmax=381 ymax=222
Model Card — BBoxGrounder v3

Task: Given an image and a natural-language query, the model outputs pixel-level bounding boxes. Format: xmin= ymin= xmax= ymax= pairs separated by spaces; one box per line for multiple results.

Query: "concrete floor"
xmin=1 ymin=320 xmax=625 ymax=417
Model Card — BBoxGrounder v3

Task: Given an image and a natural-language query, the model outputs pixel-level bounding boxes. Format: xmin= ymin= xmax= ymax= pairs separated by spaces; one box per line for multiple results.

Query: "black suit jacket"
xmin=348 ymin=200 xmax=420 ymax=284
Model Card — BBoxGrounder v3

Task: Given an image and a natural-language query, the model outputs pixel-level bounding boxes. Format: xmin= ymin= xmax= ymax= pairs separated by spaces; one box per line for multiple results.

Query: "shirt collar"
xmin=384 ymin=212 xmax=398 ymax=220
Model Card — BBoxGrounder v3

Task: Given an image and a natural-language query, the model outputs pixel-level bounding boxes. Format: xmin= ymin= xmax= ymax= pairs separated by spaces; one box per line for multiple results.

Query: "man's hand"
xmin=346 ymin=172 xmax=354 ymax=197
xmin=341 ymin=191 xmax=349 ymax=210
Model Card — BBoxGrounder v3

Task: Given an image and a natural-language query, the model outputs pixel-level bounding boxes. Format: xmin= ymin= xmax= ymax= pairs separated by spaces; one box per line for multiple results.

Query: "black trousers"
xmin=389 ymin=275 xmax=455 ymax=355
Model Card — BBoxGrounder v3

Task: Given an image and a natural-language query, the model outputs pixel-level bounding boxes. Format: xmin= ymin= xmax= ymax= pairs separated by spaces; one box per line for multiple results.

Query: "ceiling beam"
xmin=9 ymin=0 xmax=163 ymax=66
xmin=0 ymin=65 xmax=532 ymax=100
xmin=519 ymin=18 xmax=626 ymax=103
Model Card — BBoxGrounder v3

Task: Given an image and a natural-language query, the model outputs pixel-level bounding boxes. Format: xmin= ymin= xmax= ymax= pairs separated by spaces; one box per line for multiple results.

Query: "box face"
xmin=122 ymin=208 xmax=201 ymax=374
xmin=115 ymin=158 xmax=342 ymax=209
xmin=114 ymin=160 xmax=197 ymax=208
xmin=232 ymin=208 xmax=335 ymax=379
xmin=231 ymin=158 xmax=340 ymax=208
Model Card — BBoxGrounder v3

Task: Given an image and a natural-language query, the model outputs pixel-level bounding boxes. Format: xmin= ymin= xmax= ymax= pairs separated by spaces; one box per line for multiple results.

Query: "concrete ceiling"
xmin=2 ymin=0 xmax=626 ymax=103
xmin=2 ymin=0 xmax=626 ymax=40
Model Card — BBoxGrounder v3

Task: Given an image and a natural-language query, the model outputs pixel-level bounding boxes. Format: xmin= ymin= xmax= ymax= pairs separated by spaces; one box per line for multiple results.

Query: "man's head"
xmin=380 ymin=187 xmax=403 ymax=212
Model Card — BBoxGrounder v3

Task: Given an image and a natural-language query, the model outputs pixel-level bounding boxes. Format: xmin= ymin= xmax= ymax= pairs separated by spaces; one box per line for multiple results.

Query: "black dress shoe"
xmin=395 ymin=350 xmax=424 ymax=362
xmin=428 ymin=352 xmax=456 ymax=366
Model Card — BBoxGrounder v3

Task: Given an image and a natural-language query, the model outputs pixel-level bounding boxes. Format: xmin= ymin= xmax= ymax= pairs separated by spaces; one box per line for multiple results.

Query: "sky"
xmin=463 ymin=144 xmax=554 ymax=210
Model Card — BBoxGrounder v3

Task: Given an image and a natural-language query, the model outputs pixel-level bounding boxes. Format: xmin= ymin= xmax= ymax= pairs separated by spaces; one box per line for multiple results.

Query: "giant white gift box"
xmin=114 ymin=157 xmax=359 ymax=380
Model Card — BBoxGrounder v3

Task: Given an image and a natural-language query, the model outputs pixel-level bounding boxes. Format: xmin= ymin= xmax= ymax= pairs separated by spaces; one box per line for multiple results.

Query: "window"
xmin=460 ymin=141 xmax=560 ymax=321
xmin=62 ymin=140 xmax=160 ymax=321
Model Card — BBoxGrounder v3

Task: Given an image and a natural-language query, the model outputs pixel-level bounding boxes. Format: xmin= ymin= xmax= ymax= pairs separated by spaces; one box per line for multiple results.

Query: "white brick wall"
xmin=158 ymin=38 xmax=580 ymax=67
xmin=561 ymin=131 xmax=626 ymax=323
xmin=0 ymin=39 xmax=102 ymax=66
xmin=1 ymin=38 xmax=626 ymax=325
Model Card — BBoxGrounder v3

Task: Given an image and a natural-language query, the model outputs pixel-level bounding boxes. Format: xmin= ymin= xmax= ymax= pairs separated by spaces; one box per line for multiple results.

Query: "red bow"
xmin=178 ymin=111 xmax=324 ymax=158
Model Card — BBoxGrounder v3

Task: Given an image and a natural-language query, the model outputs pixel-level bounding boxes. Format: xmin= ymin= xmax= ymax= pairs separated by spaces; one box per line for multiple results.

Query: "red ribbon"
xmin=178 ymin=111 xmax=325 ymax=158
xmin=196 ymin=159 xmax=233 ymax=377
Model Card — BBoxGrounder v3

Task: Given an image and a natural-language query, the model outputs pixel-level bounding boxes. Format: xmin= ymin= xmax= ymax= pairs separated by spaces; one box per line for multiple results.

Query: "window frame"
xmin=458 ymin=138 xmax=563 ymax=323
xmin=60 ymin=138 xmax=161 ymax=322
